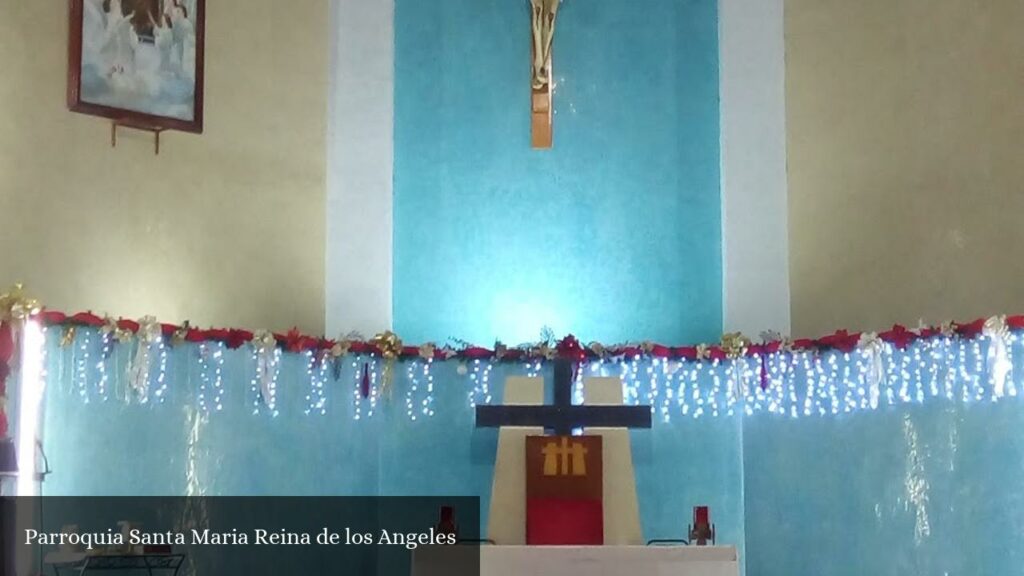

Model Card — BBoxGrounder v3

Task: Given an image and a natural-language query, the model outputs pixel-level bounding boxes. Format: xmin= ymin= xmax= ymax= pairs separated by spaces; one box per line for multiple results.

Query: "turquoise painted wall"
xmin=393 ymin=0 xmax=721 ymax=345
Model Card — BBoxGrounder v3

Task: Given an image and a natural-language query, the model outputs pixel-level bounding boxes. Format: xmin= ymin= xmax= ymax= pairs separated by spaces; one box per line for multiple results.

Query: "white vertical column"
xmin=719 ymin=0 xmax=791 ymax=338
xmin=326 ymin=0 xmax=395 ymax=337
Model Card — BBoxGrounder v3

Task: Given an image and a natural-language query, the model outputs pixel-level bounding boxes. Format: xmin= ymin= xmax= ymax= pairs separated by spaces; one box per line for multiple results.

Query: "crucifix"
xmin=476 ymin=359 xmax=652 ymax=434
xmin=476 ymin=358 xmax=650 ymax=544
xmin=529 ymin=0 xmax=560 ymax=149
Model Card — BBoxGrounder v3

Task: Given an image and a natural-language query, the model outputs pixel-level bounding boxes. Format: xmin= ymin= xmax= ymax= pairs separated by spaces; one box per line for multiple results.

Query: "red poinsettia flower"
xmin=750 ymin=341 xmax=782 ymax=355
xmin=348 ymin=341 xmax=371 ymax=355
xmin=556 ymin=335 xmax=587 ymax=363
xmin=461 ymin=346 xmax=493 ymax=360
xmin=648 ymin=344 xmax=672 ymax=358
xmin=279 ymin=328 xmax=316 ymax=353
xmin=37 ymin=310 xmax=67 ymax=325
xmin=674 ymin=346 xmax=698 ymax=360
xmin=956 ymin=318 xmax=986 ymax=339
xmin=791 ymin=338 xmax=816 ymax=350
xmin=615 ymin=345 xmax=643 ymax=358
xmin=880 ymin=324 xmax=916 ymax=349
xmin=68 ymin=312 xmax=104 ymax=327
xmin=116 ymin=318 xmax=140 ymax=334
xmin=501 ymin=348 xmax=525 ymax=361
xmin=226 ymin=329 xmax=253 ymax=350
xmin=205 ymin=328 xmax=230 ymax=343
xmin=816 ymin=329 xmax=861 ymax=353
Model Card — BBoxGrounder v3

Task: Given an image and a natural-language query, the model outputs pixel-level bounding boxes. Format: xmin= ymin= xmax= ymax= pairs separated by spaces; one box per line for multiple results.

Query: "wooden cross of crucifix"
xmin=530 ymin=0 xmax=559 ymax=149
xmin=476 ymin=359 xmax=652 ymax=435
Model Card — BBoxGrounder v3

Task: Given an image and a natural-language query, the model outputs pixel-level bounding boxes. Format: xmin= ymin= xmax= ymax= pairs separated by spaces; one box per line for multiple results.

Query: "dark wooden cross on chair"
xmin=476 ymin=359 xmax=652 ymax=435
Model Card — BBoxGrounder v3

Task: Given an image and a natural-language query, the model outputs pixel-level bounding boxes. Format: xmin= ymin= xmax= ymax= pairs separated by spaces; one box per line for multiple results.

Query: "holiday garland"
xmin=24 ymin=309 xmax=1013 ymax=363
xmin=3 ymin=283 xmax=1024 ymax=427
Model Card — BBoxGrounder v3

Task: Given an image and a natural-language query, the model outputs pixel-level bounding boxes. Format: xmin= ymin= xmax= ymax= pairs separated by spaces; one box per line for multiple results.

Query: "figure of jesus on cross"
xmin=529 ymin=0 xmax=559 ymax=148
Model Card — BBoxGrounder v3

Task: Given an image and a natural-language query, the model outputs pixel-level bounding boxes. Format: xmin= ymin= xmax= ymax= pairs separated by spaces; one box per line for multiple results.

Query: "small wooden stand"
xmin=111 ymin=119 xmax=168 ymax=155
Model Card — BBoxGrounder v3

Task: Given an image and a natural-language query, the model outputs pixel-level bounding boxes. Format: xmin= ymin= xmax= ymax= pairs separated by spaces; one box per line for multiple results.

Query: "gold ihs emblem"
xmin=541 ymin=437 xmax=588 ymax=476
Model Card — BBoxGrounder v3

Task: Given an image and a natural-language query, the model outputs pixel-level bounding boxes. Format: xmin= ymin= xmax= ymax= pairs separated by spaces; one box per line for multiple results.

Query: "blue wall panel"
xmin=36 ymin=327 xmax=1024 ymax=575
xmin=744 ymin=401 xmax=1024 ymax=576
xmin=393 ymin=0 xmax=722 ymax=345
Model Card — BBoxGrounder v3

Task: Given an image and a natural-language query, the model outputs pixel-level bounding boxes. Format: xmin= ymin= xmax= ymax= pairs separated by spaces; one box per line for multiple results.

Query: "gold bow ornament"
xmin=720 ymin=332 xmax=750 ymax=360
xmin=371 ymin=331 xmax=403 ymax=397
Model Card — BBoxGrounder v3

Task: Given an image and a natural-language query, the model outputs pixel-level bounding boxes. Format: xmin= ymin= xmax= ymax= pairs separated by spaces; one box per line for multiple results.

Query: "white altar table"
xmin=412 ymin=545 xmax=739 ymax=576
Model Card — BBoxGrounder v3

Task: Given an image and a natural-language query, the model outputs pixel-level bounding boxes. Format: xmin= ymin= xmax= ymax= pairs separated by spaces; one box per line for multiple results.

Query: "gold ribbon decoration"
xmin=371 ymin=331 xmax=403 ymax=397
xmin=60 ymin=326 xmax=78 ymax=348
xmin=720 ymin=332 xmax=750 ymax=360
xmin=0 ymin=283 xmax=42 ymax=323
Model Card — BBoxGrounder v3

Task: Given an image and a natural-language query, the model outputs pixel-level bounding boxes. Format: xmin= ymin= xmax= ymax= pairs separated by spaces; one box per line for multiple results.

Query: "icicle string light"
xmin=40 ymin=327 xmax=1024 ymax=422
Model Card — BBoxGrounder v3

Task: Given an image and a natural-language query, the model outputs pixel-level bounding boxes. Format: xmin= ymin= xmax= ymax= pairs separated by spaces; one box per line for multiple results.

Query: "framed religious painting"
xmin=67 ymin=0 xmax=206 ymax=133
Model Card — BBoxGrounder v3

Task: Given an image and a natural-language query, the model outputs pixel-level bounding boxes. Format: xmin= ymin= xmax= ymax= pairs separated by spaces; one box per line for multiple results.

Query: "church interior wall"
xmin=786 ymin=0 xmax=1024 ymax=337
xmin=0 ymin=0 xmax=330 ymax=334
xmin=391 ymin=0 xmax=723 ymax=346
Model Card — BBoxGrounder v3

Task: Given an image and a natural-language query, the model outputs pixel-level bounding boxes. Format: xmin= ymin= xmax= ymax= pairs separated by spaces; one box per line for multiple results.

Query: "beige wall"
xmin=787 ymin=0 xmax=1024 ymax=336
xmin=0 ymin=0 xmax=328 ymax=333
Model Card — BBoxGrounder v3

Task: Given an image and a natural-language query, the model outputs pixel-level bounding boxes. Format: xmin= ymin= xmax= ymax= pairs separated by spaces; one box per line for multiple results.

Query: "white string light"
xmin=305 ymin=350 xmax=328 ymax=416
xmin=250 ymin=347 xmax=262 ymax=415
xmin=422 ymin=358 xmax=435 ymax=417
xmin=352 ymin=357 xmax=363 ymax=421
xmin=49 ymin=331 xmax=1024 ymax=422
xmin=96 ymin=332 xmax=111 ymax=400
xmin=197 ymin=342 xmax=225 ymax=413
xmin=406 ymin=359 xmax=420 ymax=421
xmin=75 ymin=329 xmax=91 ymax=403
xmin=198 ymin=344 xmax=209 ymax=413
xmin=153 ymin=338 xmax=169 ymax=402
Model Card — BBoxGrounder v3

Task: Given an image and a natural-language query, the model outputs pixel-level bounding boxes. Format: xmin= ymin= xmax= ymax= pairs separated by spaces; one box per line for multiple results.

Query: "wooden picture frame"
xmin=67 ymin=0 xmax=205 ymax=133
